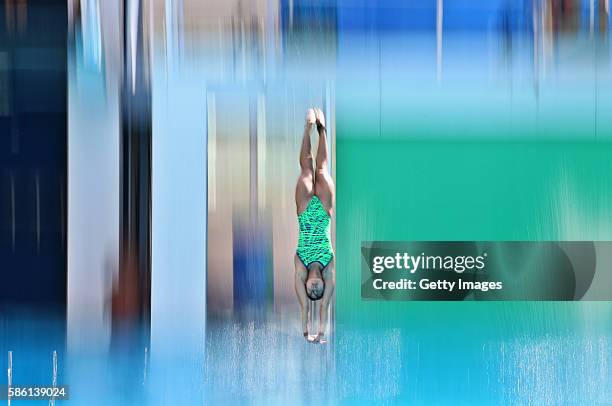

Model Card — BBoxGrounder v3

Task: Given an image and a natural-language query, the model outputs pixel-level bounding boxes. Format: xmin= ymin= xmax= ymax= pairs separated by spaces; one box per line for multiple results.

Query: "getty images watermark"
xmin=361 ymin=241 xmax=612 ymax=301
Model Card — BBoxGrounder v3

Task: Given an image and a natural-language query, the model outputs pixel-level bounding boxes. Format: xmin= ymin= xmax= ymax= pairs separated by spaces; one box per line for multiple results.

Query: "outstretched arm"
xmin=316 ymin=265 xmax=335 ymax=343
xmin=294 ymin=258 xmax=311 ymax=339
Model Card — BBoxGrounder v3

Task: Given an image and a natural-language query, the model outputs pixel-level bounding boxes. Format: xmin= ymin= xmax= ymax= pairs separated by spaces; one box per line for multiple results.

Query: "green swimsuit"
xmin=297 ymin=195 xmax=334 ymax=268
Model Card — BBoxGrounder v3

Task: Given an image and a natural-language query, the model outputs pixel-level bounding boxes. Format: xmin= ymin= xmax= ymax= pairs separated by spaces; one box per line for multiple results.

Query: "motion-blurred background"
xmin=0 ymin=0 xmax=611 ymax=404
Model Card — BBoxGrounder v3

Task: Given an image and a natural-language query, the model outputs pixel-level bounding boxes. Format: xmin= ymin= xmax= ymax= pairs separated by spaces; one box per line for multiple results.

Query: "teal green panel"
xmin=336 ymin=137 xmax=612 ymax=338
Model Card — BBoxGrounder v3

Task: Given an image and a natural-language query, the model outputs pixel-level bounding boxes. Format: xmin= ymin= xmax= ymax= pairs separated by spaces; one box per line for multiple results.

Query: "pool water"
xmin=2 ymin=309 xmax=610 ymax=405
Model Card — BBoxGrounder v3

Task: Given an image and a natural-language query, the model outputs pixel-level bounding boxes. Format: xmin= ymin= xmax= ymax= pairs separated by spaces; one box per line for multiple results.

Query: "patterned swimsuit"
xmin=296 ymin=195 xmax=334 ymax=268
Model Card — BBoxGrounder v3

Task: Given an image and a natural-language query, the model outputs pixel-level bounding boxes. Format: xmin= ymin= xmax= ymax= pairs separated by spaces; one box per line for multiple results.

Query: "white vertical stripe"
xmin=257 ymin=93 xmax=266 ymax=209
xmin=590 ymin=0 xmax=595 ymax=38
xmin=436 ymin=0 xmax=443 ymax=84
xmin=129 ymin=0 xmax=139 ymax=94
xmin=7 ymin=351 xmax=12 ymax=406
xmin=207 ymin=93 xmax=217 ymax=211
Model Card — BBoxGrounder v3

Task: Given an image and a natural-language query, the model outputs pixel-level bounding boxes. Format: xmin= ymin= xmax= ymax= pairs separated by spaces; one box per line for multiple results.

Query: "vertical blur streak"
xmin=66 ymin=0 xmax=120 ymax=357
xmin=1 ymin=0 xmax=611 ymax=404
xmin=249 ymin=95 xmax=258 ymax=216
xmin=207 ymin=93 xmax=217 ymax=211
xmin=148 ymin=3 xmax=207 ymax=403
xmin=10 ymin=172 xmax=15 ymax=252
xmin=50 ymin=350 xmax=57 ymax=406
xmin=34 ymin=171 xmax=39 ymax=253
xmin=4 ymin=0 xmax=28 ymax=35
xmin=533 ymin=1 xmax=540 ymax=96
xmin=80 ymin=0 xmax=102 ymax=69
xmin=257 ymin=94 xmax=267 ymax=209
xmin=114 ymin=0 xmax=152 ymax=347
xmin=591 ymin=0 xmax=596 ymax=37
xmin=164 ymin=0 xmax=183 ymax=73
xmin=7 ymin=351 xmax=12 ymax=406
xmin=436 ymin=0 xmax=443 ymax=83
xmin=1 ymin=0 xmax=67 ymax=312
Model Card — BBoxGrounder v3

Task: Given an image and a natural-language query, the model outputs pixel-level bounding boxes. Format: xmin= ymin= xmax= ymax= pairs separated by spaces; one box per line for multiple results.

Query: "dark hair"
xmin=306 ymin=280 xmax=325 ymax=301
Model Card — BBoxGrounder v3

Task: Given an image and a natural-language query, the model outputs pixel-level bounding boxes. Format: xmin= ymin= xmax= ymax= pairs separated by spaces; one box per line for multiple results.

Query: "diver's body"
xmin=294 ymin=108 xmax=335 ymax=344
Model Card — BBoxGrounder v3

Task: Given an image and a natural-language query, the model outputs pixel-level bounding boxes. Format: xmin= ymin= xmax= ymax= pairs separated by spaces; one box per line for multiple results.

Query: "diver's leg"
xmin=300 ymin=108 xmax=316 ymax=172
xmin=313 ymin=108 xmax=335 ymax=213
xmin=316 ymin=260 xmax=335 ymax=343
xmin=294 ymin=254 xmax=311 ymax=339
xmin=296 ymin=109 xmax=316 ymax=214
xmin=314 ymin=108 xmax=329 ymax=173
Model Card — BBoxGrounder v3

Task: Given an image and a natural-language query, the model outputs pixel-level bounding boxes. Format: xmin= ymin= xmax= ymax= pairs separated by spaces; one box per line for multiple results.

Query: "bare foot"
xmin=314 ymin=108 xmax=326 ymax=129
xmin=305 ymin=108 xmax=316 ymax=129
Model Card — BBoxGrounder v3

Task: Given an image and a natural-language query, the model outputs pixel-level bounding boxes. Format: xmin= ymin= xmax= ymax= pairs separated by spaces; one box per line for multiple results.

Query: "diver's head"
xmin=306 ymin=263 xmax=325 ymax=301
